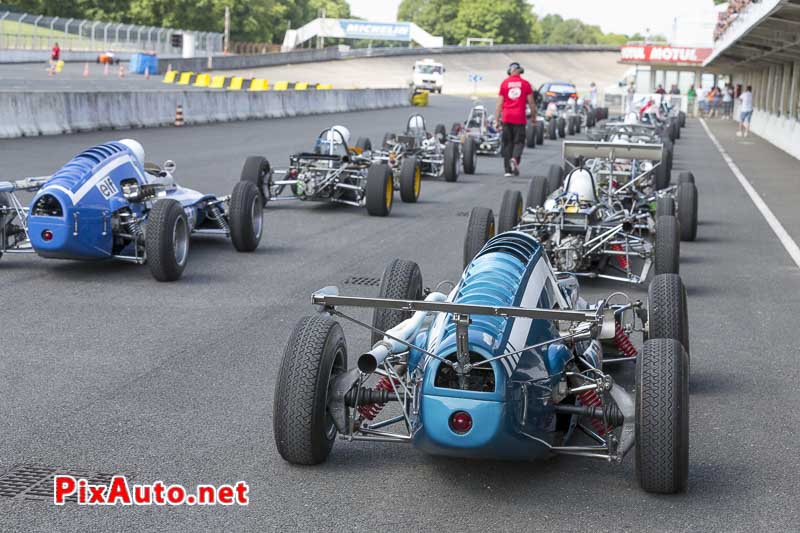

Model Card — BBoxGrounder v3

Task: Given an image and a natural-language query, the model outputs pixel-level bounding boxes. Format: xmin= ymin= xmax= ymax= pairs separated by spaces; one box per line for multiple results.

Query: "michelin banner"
xmin=337 ymin=20 xmax=411 ymax=41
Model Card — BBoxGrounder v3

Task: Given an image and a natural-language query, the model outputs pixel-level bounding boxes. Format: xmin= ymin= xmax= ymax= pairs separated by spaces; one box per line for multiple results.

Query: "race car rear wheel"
xmin=527 ymin=176 xmax=549 ymax=208
xmin=678 ymin=171 xmax=695 ymax=184
xmin=674 ymin=120 xmax=681 ymax=139
xmin=355 ymin=137 xmax=372 ymax=152
xmin=382 ymin=132 xmax=396 ymax=149
xmin=648 ymin=272 xmax=690 ymax=355
xmin=240 ymin=155 xmax=270 ymax=204
xmin=451 ymin=122 xmax=463 ymax=135
xmin=574 ymin=115 xmax=581 ymax=134
xmin=536 ymin=121 xmax=545 ymax=144
xmin=366 ymin=164 xmax=393 ymax=216
xmin=677 ymin=182 xmax=698 ymax=242
xmin=498 ymin=190 xmax=523 ymax=233
xmin=443 ymin=142 xmax=460 ymax=182
xmin=526 ymin=123 xmax=537 ymax=148
xmin=434 ymin=123 xmax=447 ymax=143
xmin=679 ymin=111 xmax=686 ymax=128
xmin=229 ymin=181 xmax=263 ymax=252
xmin=654 ymin=215 xmax=680 ymax=275
xmin=146 ymin=199 xmax=189 ymax=282
xmin=557 ymin=117 xmax=566 ymax=138
xmin=548 ymin=119 xmax=557 ymax=140
xmin=399 ymin=156 xmax=421 ymax=203
xmin=274 ymin=315 xmax=348 ymax=465
xmin=371 ymin=258 xmax=423 ymax=344
xmin=462 ymin=137 xmax=478 ymax=175
xmin=567 ymin=116 xmax=575 ymax=136
xmin=656 ymin=196 xmax=675 ymax=217
xmin=464 ymin=207 xmax=495 ymax=269
xmin=635 ymin=337 xmax=689 ymax=494
xmin=547 ymin=164 xmax=564 ymax=192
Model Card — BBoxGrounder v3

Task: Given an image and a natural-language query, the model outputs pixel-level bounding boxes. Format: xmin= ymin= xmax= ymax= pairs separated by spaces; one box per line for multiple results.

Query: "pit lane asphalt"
xmin=0 ymin=95 xmax=798 ymax=531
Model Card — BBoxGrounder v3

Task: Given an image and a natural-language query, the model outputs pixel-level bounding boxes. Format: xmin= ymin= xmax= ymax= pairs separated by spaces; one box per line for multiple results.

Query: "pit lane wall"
xmin=0 ymin=88 xmax=409 ymax=138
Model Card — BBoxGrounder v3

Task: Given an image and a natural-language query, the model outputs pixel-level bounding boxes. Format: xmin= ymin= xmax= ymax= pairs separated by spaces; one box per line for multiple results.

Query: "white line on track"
xmin=700 ymin=118 xmax=800 ymax=270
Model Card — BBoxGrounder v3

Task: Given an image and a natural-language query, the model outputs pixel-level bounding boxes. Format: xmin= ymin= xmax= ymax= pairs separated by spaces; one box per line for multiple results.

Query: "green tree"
xmin=397 ymin=0 xmax=460 ymax=44
xmin=452 ymin=0 xmax=536 ymax=45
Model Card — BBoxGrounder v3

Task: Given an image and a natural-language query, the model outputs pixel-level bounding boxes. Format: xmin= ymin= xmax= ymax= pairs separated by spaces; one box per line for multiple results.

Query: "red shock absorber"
xmin=613 ymin=321 xmax=638 ymax=358
xmin=577 ymin=389 xmax=608 ymax=435
xmin=357 ymin=376 xmax=395 ymax=421
xmin=610 ymin=243 xmax=628 ymax=270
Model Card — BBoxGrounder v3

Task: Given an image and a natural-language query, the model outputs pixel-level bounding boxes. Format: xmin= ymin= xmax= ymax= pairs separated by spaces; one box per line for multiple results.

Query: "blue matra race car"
xmin=274 ymin=231 xmax=691 ymax=494
xmin=0 ymin=139 xmax=263 ymax=281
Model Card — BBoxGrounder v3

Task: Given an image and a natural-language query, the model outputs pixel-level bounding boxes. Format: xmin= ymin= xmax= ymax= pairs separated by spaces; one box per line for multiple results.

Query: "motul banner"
xmin=620 ymin=45 xmax=713 ymax=64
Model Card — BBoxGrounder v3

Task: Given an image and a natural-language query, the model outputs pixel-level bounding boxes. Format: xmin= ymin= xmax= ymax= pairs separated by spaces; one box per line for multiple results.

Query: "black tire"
xmin=355 ymin=137 xmax=372 ymax=152
xmin=548 ymin=119 xmax=557 ymax=140
xmin=443 ymin=142 xmax=460 ymax=182
xmin=365 ymin=164 xmax=393 ymax=216
xmin=498 ymin=190 xmax=523 ymax=233
xmin=145 ymin=199 xmax=190 ymax=282
xmin=677 ymin=182 xmax=698 ymax=242
xmin=0 ymin=191 xmax=14 ymax=260
xmin=655 ymin=156 xmax=670 ymax=190
xmin=536 ymin=121 xmax=544 ymax=144
xmin=656 ymin=196 xmax=675 ymax=217
xmin=526 ymin=123 xmax=536 ymax=148
xmin=273 ymin=315 xmax=348 ymax=465
xmin=648 ymin=273 xmax=690 ymax=354
xmin=371 ymin=259 xmax=423 ymax=344
xmin=557 ymin=117 xmax=566 ymax=138
xmin=527 ymin=176 xmax=549 ymax=209
xmin=575 ymin=116 xmax=581 ymax=133
xmin=399 ymin=156 xmax=421 ymax=203
xmin=434 ymin=123 xmax=447 ymax=142
xmin=654 ymin=215 xmax=680 ymax=275
xmin=547 ymin=164 xmax=564 ymax=192
xmin=240 ymin=155 xmax=270 ymax=204
xmin=567 ymin=116 xmax=575 ymax=135
xmin=382 ymin=132 xmax=396 ymax=148
xmin=464 ymin=207 xmax=495 ymax=269
xmin=669 ymin=121 xmax=677 ymax=143
xmin=679 ymin=111 xmax=686 ymax=128
xmin=664 ymin=141 xmax=674 ymax=176
xmin=229 ymin=181 xmax=263 ymax=252
xmin=678 ymin=171 xmax=695 ymax=184
xmin=636 ymin=338 xmax=689 ymax=494
xmin=674 ymin=120 xmax=681 ymax=139
xmin=462 ymin=137 xmax=477 ymax=174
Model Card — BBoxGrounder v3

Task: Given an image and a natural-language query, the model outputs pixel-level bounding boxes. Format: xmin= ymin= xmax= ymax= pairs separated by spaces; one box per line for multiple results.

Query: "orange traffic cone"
xmin=144 ymin=66 xmax=150 ymax=80
xmin=174 ymin=105 xmax=184 ymax=127
xmin=118 ymin=64 xmax=125 ymax=79
xmin=104 ymin=62 xmax=109 ymax=76
xmin=48 ymin=63 xmax=55 ymax=77
xmin=83 ymin=62 xmax=89 ymax=78
xmin=167 ymin=63 xmax=172 ymax=73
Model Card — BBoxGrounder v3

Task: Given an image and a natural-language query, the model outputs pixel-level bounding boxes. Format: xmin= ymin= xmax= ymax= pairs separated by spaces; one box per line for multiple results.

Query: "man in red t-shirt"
xmin=51 ymin=42 xmax=60 ymax=63
xmin=494 ymin=62 xmax=536 ymax=176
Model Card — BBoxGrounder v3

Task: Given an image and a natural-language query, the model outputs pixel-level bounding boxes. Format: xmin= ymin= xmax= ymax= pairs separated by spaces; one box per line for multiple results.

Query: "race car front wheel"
xmin=654 ymin=215 xmax=680 ymax=275
xmin=677 ymin=181 xmax=698 ymax=242
xmin=462 ymin=137 xmax=477 ymax=174
xmin=647 ymin=273 xmax=689 ymax=356
xmin=229 ymin=181 xmax=263 ymax=252
xmin=399 ymin=156 xmax=421 ymax=203
xmin=527 ymin=176 xmax=549 ymax=209
xmin=146 ymin=199 xmax=189 ymax=282
xmin=498 ymin=189 xmax=523 ymax=233
xmin=240 ymin=155 xmax=271 ymax=204
xmin=635 ymin=337 xmax=689 ymax=494
xmin=548 ymin=119 xmax=557 ymax=141
xmin=365 ymin=163 xmax=393 ymax=216
xmin=274 ymin=315 xmax=347 ymax=465
xmin=536 ymin=121 xmax=545 ymax=144
xmin=557 ymin=117 xmax=566 ymax=138
xmin=443 ymin=142 xmax=460 ymax=182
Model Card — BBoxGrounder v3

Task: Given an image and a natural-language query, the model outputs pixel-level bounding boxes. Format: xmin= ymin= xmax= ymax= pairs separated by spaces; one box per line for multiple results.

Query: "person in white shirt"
xmin=722 ymin=84 xmax=734 ymax=119
xmin=698 ymin=85 xmax=709 ymax=116
xmin=737 ymin=85 xmax=753 ymax=137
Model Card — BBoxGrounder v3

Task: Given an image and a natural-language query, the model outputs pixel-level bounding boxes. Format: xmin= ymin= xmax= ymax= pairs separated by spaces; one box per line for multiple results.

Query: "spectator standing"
xmin=589 ymin=82 xmax=598 ymax=108
xmin=494 ymin=62 xmax=536 ymax=176
xmin=687 ymin=84 xmax=697 ymax=115
xmin=669 ymin=84 xmax=681 ymax=95
xmin=655 ymin=84 xmax=666 ymax=95
xmin=737 ymin=85 xmax=753 ymax=137
xmin=723 ymin=84 xmax=734 ymax=119
xmin=51 ymin=42 xmax=60 ymax=64
xmin=625 ymin=82 xmax=636 ymax=114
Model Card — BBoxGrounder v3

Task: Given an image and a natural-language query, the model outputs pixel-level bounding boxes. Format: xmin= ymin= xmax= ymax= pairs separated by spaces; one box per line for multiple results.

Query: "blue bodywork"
xmin=26 ymin=142 xmax=214 ymax=261
xmin=411 ymin=231 xmax=582 ymax=460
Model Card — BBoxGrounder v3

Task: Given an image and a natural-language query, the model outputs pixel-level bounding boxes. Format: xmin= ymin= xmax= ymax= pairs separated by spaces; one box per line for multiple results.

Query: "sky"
xmin=346 ymin=0 xmax=721 ymax=46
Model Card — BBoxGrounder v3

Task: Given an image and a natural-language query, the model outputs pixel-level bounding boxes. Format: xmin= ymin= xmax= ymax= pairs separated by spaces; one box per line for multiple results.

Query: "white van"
xmin=413 ymin=59 xmax=445 ymax=93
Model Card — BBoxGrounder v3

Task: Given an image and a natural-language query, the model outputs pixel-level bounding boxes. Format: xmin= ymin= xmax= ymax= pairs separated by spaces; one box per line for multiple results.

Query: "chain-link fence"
xmin=0 ymin=10 xmax=223 ymax=55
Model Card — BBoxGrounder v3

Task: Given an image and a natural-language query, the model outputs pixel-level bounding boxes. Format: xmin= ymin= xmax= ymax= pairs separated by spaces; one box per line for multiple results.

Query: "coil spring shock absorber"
xmin=613 ymin=321 xmax=638 ymax=358
xmin=119 ymin=210 xmax=143 ymax=240
xmin=610 ymin=243 xmax=628 ymax=270
xmin=577 ymin=389 xmax=608 ymax=435
xmin=357 ymin=376 xmax=395 ymax=421
xmin=208 ymin=203 xmax=230 ymax=233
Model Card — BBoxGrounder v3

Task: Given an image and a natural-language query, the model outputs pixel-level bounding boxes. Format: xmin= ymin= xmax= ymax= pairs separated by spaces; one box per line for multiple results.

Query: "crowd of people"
xmin=714 ymin=0 xmax=755 ymax=41
xmin=692 ymin=83 xmax=737 ymax=118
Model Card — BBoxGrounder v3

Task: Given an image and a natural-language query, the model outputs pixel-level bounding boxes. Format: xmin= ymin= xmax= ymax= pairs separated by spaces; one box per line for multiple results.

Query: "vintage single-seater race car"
xmin=450 ymin=104 xmax=510 ymax=156
xmin=375 ymin=115 xmax=475 ymax=183
xmin=242 ymin=126 xmax=407 ymax=216
xmin=273 ymin=232 xmax=690 ymax=494
xmin=0 ymin=139 xmax=262 ymax=281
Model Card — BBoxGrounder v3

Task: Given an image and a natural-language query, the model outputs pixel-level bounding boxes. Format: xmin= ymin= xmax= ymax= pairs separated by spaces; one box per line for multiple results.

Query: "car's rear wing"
xmin=563 ymin=140 xmax=663 ymax=163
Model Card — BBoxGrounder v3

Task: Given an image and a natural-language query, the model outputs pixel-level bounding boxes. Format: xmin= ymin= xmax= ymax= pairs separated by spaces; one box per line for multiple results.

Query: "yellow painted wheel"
xmin=385 ymin=174 xmax=393 ymax=210
xmin=413 ymin=166 xmax=421 ymax=199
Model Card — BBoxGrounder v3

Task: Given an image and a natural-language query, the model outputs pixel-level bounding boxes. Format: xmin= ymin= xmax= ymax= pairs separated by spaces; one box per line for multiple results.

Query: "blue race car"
xmin=0 ymin=139 xmax=263 ymax=281
xmin=274 ymin=231 xmax=690 ymax=493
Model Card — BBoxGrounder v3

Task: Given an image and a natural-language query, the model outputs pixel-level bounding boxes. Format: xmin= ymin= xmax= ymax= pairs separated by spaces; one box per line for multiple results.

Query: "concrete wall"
xmin=0 ymin=88 xmax=409 ymax=139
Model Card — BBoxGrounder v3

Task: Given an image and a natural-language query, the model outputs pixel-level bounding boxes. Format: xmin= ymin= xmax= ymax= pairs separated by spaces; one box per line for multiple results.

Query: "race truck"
xmin=466 ymin=141 xmax=697 ymax=284
xmin=412 ymin=58 xmax=445 ymax=93
xmin=450 ymin=104 xmax=504 ymax=156
xmin=375 ymin=114 xmax=475 ymax=184
xmin=274 ymin=236 xmax=691 ymax=494
xmin=241 ymin=125 xmax=405 ymax=217
xmin=0 ymin=139 xmax=262 ymax=282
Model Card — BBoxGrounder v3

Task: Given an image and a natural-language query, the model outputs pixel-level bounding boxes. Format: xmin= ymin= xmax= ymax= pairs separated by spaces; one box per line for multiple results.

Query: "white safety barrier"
xmin=0 ymin=88 xmax=409 ymax=139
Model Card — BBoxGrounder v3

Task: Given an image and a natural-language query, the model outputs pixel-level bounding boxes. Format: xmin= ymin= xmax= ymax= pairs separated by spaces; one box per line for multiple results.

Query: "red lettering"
xmin=197 ymin=485 xmax=215 ymax=505
xmin=217 ymin=485 xmax=234 ymax=505
xmin=106 ymin=476 xmax=132 ymax=505
xmin=53 ymin=475 xmax=76 ymax=505
xmin=235 ymin=482 xmax=249 ymax=505
xmin=152 ymin=481 xmax=166 ymax=504
xmin=134 ymin=484 xmax=151 ymax=504
xmin=87 ymin=484 xmax=106 ymax=504
xmin=166 ymin=485 xmax=185 ymax=505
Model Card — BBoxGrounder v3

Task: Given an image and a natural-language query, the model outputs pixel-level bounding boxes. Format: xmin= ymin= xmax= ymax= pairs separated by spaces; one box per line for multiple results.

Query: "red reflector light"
xmin=449 ymin=411 xmax=473 ymax=434
xmin=41 ymin=230 xmax=53 ymax=241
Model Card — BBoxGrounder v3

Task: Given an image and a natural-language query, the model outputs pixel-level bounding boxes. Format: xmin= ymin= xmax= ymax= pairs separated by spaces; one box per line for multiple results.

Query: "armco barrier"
xmin=0 ymin=88 xmax=409 ymax=139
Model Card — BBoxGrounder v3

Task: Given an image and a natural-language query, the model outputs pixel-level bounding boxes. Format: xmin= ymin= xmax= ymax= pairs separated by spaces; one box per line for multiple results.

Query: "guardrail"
xmin=160 ymin=71 xmax=332 ymax=91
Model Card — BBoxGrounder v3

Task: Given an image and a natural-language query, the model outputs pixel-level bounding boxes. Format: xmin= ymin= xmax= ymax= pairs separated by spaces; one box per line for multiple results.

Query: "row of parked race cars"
xmin=1 ymin=91 xmax=695 ymax=494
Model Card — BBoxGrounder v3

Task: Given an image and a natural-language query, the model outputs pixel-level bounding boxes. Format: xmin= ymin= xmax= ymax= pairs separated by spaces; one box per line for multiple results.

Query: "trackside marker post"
xmin=175 ymin=105 xmax=184 ymax=127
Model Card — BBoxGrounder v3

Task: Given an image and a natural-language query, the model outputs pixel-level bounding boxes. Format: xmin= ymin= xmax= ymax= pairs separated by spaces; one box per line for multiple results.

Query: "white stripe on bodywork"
xmin=502 ymin=259 xmax=551 ymax=375
xmin=40 ymin=154 xmax=134 ymax=204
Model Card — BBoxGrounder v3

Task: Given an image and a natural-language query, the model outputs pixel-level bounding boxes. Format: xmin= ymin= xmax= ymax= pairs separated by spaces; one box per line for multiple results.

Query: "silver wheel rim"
xmin=172 ymin=216 xmax=189 ymax=266
xmin=251 ymin=196 xmax=263 ymax=238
